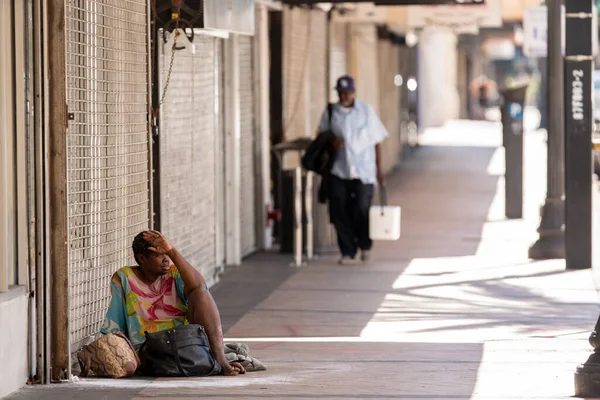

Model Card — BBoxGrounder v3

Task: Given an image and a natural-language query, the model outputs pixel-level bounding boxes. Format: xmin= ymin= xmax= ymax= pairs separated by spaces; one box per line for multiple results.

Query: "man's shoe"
xmin=361 ymin=250 xmax=371 ymax=262
xmin=338 ymin=256 xmax=357 ymax=265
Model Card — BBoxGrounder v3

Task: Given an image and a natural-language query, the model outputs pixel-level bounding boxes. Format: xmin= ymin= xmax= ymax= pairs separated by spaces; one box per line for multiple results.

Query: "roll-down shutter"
xmin=159 ymin=36 xmax=221 ymax=283
xmin=239 ymin=36 xmax=257 ymax=257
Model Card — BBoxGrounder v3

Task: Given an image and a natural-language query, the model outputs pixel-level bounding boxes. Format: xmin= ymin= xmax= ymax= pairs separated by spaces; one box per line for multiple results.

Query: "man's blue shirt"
xmin=318 ymin=100 xmax=389 ymax=185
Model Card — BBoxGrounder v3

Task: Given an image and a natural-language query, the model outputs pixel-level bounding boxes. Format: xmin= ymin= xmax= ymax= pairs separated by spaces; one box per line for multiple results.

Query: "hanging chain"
xmin=158 ymin=1 xmax=182 ymax=108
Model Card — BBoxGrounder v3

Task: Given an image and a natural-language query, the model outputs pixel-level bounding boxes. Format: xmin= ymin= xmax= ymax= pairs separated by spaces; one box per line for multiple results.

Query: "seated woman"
xmin=100 ymin=230 xmax=245 ymax=376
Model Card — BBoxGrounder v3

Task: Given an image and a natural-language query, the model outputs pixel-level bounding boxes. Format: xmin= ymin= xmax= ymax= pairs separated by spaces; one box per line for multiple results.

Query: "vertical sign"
xmin=524 ymin=6 xmax=548 ymax=58
xmin=564 ymin=0 xmax=594 ymax=270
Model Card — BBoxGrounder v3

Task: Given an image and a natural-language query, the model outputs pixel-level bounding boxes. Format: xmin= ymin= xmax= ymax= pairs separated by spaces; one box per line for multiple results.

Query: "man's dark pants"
xmin=328 ymin=174 xmax=374 ymax=258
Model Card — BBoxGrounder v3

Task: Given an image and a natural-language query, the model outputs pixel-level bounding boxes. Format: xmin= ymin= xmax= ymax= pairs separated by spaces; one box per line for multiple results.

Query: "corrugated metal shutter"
xmin=159 ymin=36 xmax=221 ymax=284
xmin=239 ymin=35 xmax=256 ymax=257
xmin=282 ymin=7 xmax=310 ymax=143
xmin=65 ymin=0 xmax=151 ymax=349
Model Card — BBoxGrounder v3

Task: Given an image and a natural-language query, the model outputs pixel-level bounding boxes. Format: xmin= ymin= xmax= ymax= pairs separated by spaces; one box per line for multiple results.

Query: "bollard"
xmin=500 ymin=84 xmax=528 ymax=219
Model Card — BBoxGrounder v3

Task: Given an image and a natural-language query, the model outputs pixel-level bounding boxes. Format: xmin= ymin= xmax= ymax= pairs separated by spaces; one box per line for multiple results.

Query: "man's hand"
xmin=332 ymin=136 xmax=344 ymax=150
xmin=143 ymin=230 xmax=174 ymax=256
xmin=377 ymin=169 xmax=386 ymax=186
xmin=221 ymin=361 xmax=246 ymax=376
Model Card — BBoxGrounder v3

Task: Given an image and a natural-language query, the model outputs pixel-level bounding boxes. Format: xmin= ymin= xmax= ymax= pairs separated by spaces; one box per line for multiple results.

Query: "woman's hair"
xmin=132 ymin=231 xmax=152 ymax=265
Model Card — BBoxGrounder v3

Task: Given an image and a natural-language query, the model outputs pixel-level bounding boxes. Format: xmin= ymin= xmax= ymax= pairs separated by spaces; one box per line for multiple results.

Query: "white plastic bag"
xmin=369 ymin=187 xmax=401 ymax=241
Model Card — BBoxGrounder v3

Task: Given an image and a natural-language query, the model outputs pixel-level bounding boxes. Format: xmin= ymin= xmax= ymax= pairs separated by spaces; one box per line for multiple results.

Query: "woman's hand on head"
xmin=143 ymin=231 xmax=174 ymax=256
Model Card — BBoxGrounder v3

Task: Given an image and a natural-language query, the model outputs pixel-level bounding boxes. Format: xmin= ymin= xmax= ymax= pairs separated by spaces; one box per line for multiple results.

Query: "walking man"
xmin=318 ymin=75 xmax=389 ymax=264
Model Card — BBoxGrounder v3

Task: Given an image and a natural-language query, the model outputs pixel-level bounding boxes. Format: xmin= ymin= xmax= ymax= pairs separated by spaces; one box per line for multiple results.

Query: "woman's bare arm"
xmin=143 ymin=231 xmax=245 ymax=376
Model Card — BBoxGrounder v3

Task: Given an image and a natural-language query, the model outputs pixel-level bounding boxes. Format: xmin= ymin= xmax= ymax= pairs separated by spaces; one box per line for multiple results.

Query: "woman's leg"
xmin=186 ymin=288 xmax=240 ymax=373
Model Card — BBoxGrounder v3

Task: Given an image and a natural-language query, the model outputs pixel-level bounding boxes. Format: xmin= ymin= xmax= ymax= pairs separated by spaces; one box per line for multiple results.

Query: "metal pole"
xmin=292 ymin=166 xmax=304 ymax=267
xmin=564 ymin=0 xmax=594 ymax=270
xmin=529 ymin=0 xmax=566 ymax=259
xmin=326 ymin=8 xmax=332 ymax=102
xmin=304 ymin=171 xmax=314 ymax=260
xmin=146 ymin=0 xmax=154 ymax=230
xmin=33 ymin=0 xmax=51 ymax=383
xmin=0 ymin=0 xmax=13 ymax=293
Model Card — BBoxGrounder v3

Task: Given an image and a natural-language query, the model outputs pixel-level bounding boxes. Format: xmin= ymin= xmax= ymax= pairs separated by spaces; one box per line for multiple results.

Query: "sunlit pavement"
xmin=7 ymin=119 xmax=600 ymax=400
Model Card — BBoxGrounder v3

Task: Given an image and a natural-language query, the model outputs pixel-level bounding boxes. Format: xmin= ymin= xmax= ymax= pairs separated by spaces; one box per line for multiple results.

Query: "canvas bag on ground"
xmin=369 ymin=186 xmax=401 ymax=241
xmin=77 ymin=332 xmax=140 ymax=378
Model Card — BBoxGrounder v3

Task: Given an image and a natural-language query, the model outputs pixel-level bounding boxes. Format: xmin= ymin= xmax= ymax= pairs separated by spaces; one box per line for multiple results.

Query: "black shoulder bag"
xmin=301 ymin=103 xmax=335 ymax=175
xmin=138 ymin=324 xmax=222 ymax=377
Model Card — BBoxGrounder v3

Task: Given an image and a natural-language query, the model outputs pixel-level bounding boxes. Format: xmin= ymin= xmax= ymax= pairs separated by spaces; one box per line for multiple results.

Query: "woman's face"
xmin=139 ymin=251 xmax=171 ymax=276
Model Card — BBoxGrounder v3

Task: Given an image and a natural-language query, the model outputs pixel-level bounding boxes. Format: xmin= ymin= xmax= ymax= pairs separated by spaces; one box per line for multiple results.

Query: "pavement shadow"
xmin=382 ymin=145 xmax=501 ymax=260
xmin=211 ymin=252 xmax=299 ymax=332
xmin=220 ymin=144 xmax=501 ymax=339
xmin=382 ymin=266 xmax=600 ymax=338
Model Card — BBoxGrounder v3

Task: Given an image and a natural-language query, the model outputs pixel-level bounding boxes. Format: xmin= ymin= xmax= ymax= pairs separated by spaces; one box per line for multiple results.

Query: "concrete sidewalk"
xmin=7 ymin=120 xmax=600 ymax=400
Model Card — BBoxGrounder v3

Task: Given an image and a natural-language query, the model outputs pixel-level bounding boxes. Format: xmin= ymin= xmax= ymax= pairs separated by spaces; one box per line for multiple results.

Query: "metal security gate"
xmin=65 ymin=0 xmax=151 ymax=350
xmin=158 ymin=35 xmax=222 ymax=283
xmin=239 ymin=35 xmax=257 ymax=257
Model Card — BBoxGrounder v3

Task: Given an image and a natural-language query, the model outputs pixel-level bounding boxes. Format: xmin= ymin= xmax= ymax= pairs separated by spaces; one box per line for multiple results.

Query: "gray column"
xmin=529 ymin=0 xmax=566 ymax=260
xmin=417 ymin=26 xmax=460 ymax=130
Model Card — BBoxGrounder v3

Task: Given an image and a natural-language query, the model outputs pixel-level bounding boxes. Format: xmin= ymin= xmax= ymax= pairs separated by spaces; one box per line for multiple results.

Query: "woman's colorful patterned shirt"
xmin=100 ymin=265 xmax=189 ymax=347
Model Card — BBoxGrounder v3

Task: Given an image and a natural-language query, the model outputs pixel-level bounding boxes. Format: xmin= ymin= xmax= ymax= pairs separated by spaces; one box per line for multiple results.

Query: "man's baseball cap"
xmin=335 ymin=75 xmax=355 ymax=92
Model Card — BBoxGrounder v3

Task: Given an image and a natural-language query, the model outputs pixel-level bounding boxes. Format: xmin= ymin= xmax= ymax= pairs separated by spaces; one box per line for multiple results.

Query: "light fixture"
xmin=405 ymin=30 xmax=418 ymax=48
xmin=394 ymin=75 xmax=403 ymax=87
xmin=407 ymin=77 xmax=418 ymax=92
